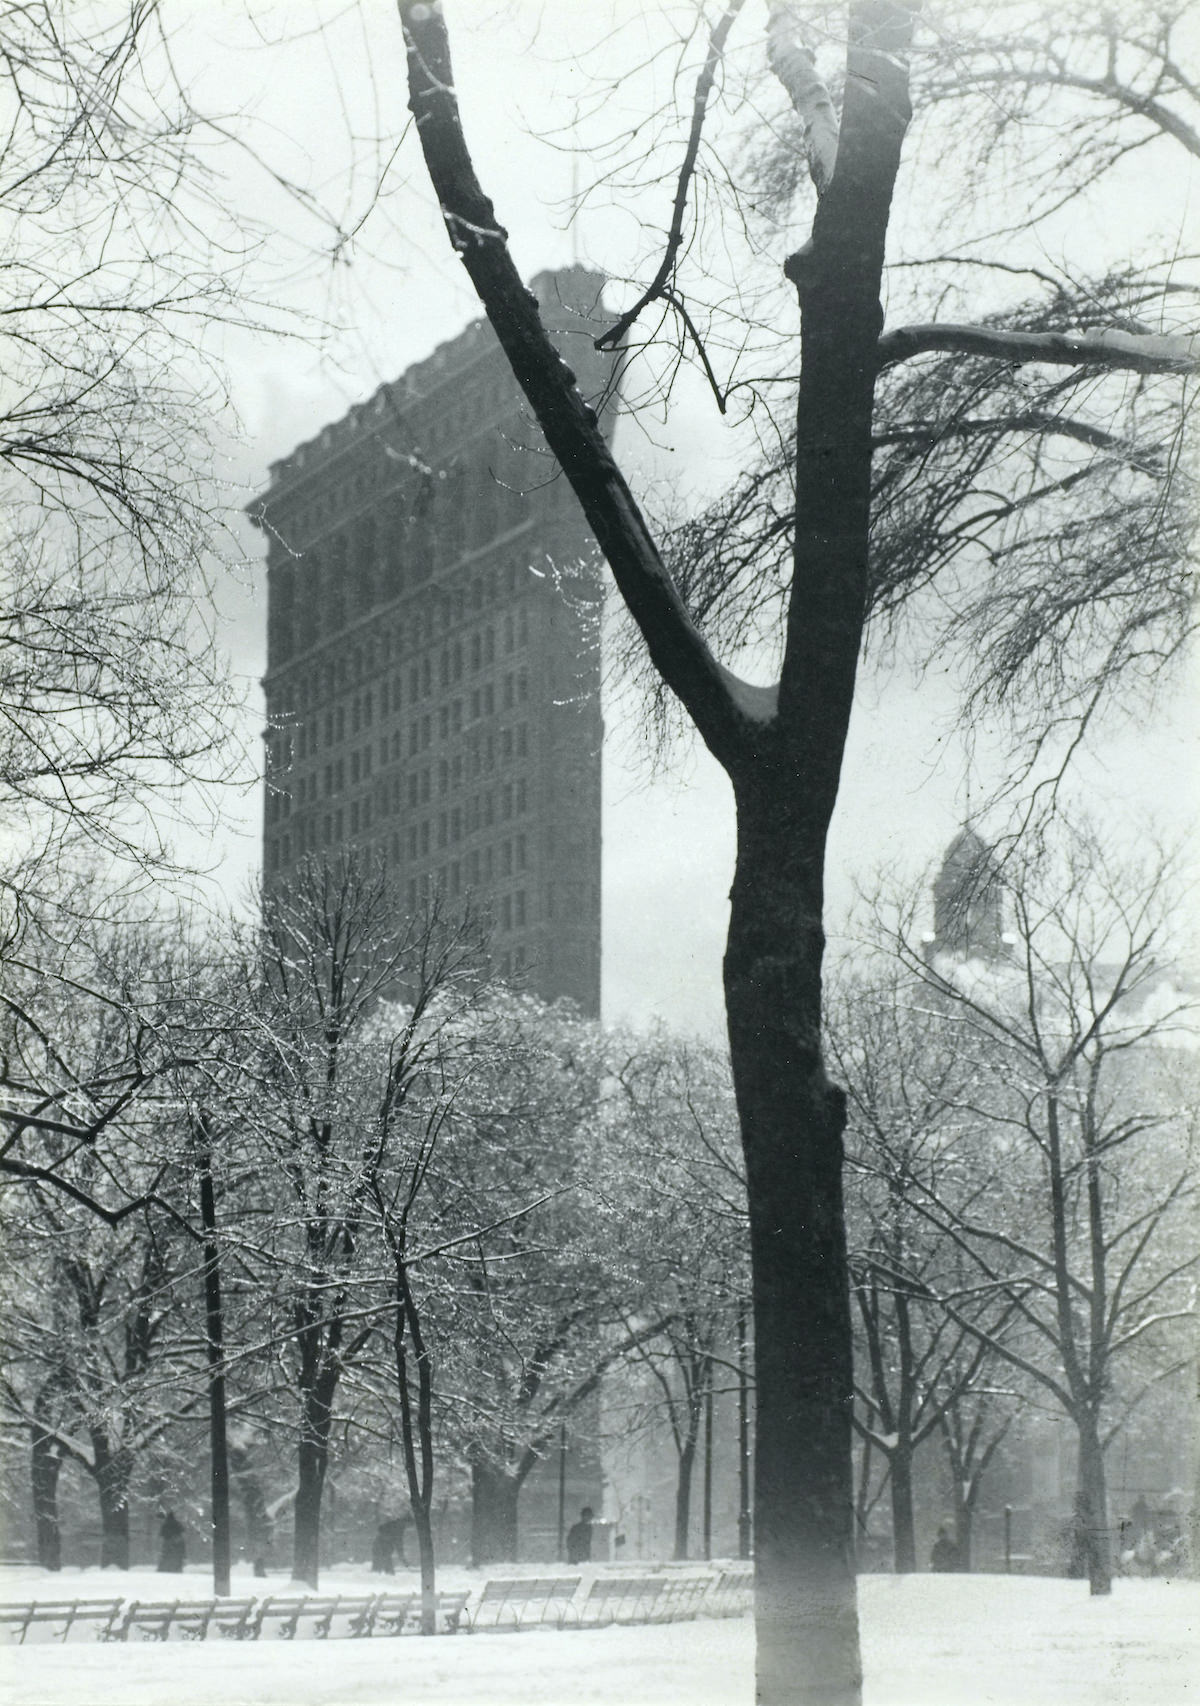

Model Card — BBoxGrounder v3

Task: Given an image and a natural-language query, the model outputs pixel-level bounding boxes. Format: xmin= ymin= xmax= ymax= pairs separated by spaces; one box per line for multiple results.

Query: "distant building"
xmin=926 ymin=825 xmax=1008 ymax=963
xmin=248 ymin=268 xmax=614 ymax=1013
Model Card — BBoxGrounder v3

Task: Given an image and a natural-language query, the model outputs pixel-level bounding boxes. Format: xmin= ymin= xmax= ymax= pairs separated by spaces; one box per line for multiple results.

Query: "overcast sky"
xmin=170 ymin=1 xmax=1198 ymax=1035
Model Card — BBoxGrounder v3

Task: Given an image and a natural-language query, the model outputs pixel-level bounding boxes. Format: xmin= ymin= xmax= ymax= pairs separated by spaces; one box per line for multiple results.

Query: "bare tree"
xmin=432 ymin=998 xmax=663 ymax=1569
xmin=0 ymin=898 xmax=207 ymax=1224
xmin=612 ymin=1031 xmax=749 ymax=1561
xmin=0 ymin=910 xmax=247 ymax=1574
xmin=886 ymin=823 xmax=1196 ymax=1595
xmin=230 ymin=853 xmax=486 ymax=1588
xmin=0 ymin=3 xmax=282 ymax=898
xmin=396 ymin=4 xmax=1195 ymax=1699
xmin=0 ymin=1196 xmax=192 ymax=1569
xmin=829 ymin=971 xmax=1026 ymax=1573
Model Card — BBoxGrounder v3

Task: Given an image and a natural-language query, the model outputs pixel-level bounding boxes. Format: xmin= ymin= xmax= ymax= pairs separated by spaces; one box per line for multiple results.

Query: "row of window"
xmin=268 ymin=668 xmax=531 ymax=772
xmin=266 ymin=550 xmax=588 ymax=722
xmin=269 ymin=536 xmax=546 ymax=678
xmin=273 ymin=768 xmax=533 ymax=844
xmin=270 ymin=702 xmax=532 ymax=789
xmin=280 ymin=438 xmax=569 ymax=579
xmin=267 ymin=728 xmax=532 ymax=824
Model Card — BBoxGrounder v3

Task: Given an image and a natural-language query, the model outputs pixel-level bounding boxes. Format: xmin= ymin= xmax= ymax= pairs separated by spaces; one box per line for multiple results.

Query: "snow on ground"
xmin=0 ymin=1566 xmax=1195 ymax=1706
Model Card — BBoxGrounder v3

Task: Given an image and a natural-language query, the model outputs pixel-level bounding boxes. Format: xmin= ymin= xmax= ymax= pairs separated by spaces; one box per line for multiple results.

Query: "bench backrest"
xmin=0 ymin=1599 xmax=125 ymax=1641
xmin=119 ymin=1599 xmax=217 ymax=1640
xmin=436 ymin=1590 xmax=469 ymax=1631
xmin=583 ymin=1575 xmax=665 ymax=1620
xmin=207 ymin=1598 xmax=257 ymax=1635
xmin=476 ymin=1579 xmax=524 ymax=1605
xmin=470 ymin=1576 xmax=580 ymax=1626
xmin=368 ymin=1591 xmax=414 ymax=1634
xmin=710 ymin=1568 xmax=754 ymax=1612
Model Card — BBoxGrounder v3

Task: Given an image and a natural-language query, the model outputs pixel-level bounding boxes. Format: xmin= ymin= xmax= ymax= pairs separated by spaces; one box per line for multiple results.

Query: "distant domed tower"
xmin=929 ymin=828 xmax=1007 ymax=961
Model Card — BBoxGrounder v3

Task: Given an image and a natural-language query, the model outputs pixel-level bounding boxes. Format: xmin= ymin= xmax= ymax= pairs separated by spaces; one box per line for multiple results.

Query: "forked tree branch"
xmin=877 ymin=322 xmax=1199 ymax=375
xmin=596 ymin=0 xmax=748 ymax=356
xmin=399 ymin=0 xmax=749 ymax=768
xmin=0 ymin=1154 xmax=182 ymax=1230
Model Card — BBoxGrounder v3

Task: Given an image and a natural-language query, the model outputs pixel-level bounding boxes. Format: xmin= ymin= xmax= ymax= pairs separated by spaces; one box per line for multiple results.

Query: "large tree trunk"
xmin=725 ymin=790 xmax=860 ymax=1706
xmin=196 ymin=1122 xmax=232 ymax=1596
xmin=292 ymin=1352 xmax=339 ymax=1589
xmin=292 ymin=1430 xmax=328 ymax=1588
xmin=412 ymin=1498 xmax=437 ymax=1635
xmin=31 ymin=1424 xmax=62 ymax=1572
xmin=391 ymin=1283 xmax=440 ymax=1635
xmin=889 ymin=1444 xmax=916 ymax=1574
xmin=674 ymin=1432 xmax=698 ymax=1561
xmin=1076 ymin=1412 xmax=1112 ymax=1596
xmin=954 ymin=1501 xmax=973 ymax=1574
xmin=470 ymin=1461 xmax=520 ymax=1566
xmin=398 ymin=10 xmax=916 ymax=1700
xmin=92 ymin=1440 xmax=131 ymax=1570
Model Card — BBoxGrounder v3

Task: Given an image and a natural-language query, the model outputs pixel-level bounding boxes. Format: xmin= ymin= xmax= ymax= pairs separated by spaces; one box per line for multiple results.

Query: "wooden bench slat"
xmin=0 ymin=1599 xmax=125 ymax=1643
xmin=706 ymin=1567 xmax=753 ymax=1616
xmin=579 ymin=1575 xmax=665 ymax=1625
xmin=208 ymin=1598 xmax=258 ymax=1639
xmin=466 ymin=1576 xmax=580 ymax=1631
xmin=436 ymin=1590 xmax=470 ymax=1633
xmin=367 ymin=1592 xmax=415 ymax=1636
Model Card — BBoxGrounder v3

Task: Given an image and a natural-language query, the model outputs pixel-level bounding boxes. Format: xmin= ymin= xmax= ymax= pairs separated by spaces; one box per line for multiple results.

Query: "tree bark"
xmin=725 ymin=785 xmax=860 ymax=1706
xmin=1076 ymin=1411 xmax=1113 ymax=1595
xmin=954 ymin=1502 xmax=972 ymax=1574
xmin=674 ymin=1432 xmax=698 ymax=1561
xmin=737 ymin=1303 xmax=753 ymax=1561
xmin=92 ymin=1441 xmax=131 ymax=1570
xmin=292 ymin=1425 xmax=329 ymax=1588
xmin=889 ymin=1444 xmax=916 ymax=1574
xmin=196 ymin=1120 xmax=232 ymax=1596
xmin=470 ymin=1461 xmax=520 ymax=1566
xmin=399 ymin=7 xmax=918 ymax=1698
xmin=31 ymin=1424 xmax=62 ymax=1572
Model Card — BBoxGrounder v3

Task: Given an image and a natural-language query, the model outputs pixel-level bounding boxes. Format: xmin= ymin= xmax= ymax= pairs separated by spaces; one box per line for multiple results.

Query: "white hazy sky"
xmin=162 ymin=1 xmax=1197 ymax=1035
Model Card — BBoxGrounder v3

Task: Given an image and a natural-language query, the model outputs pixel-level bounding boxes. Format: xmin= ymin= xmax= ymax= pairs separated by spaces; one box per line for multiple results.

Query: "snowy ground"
xmin=0 ymin=1565 xmax=1195 ymax=1705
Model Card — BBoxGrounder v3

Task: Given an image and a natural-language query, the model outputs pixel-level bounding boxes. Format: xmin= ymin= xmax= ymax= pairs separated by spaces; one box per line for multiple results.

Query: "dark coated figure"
xmin=157 ymin=1510 xmax=185 ymax=1574
xmin=566 ymin=1505 xmax=594 ymax=1565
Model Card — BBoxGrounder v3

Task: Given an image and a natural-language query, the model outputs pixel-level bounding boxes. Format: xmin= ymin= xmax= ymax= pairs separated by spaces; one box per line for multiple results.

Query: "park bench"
xmin=251 ymin=1594 xmax=378 ymax=1639
xmin=705 ymin=1567 xmax=753 ymax=1617
xmin=465 ymin=1576 xmax=581 ymax=1631
xmin=113 ymin=1599 xmax=226 ymax=1641
xmin=652 ymin=1574 xmax=713 ymax=1622
xmin=252 ymin=1595 xmax=311 ymax=1639
xmin=367 ymin=1590 xmax=416 ymax=1635
xmin=310 ymin=1595 xmax=380 ymax=1639
xmin=435 ymin=1590 xmax=471 ymax=1633
xmin=207 ymin=1598 xmax=259 ymax=1639
xmin=1 ymin=1598 xmax=124 ymax=1643
xmin=578 ymin=1575 xmax=665 ymax=1626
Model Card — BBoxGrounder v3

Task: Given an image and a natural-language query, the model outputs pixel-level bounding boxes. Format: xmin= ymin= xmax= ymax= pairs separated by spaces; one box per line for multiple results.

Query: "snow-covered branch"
xmin=877 ymin=322 xmax=1199 ymax=375
xmin=767 ymin=2 xmax=839 ymax=195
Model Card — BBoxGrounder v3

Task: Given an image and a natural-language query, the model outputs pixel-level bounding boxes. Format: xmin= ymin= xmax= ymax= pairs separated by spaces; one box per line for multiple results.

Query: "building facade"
xmin=249 ymin=268 xmax=613 ymax=1012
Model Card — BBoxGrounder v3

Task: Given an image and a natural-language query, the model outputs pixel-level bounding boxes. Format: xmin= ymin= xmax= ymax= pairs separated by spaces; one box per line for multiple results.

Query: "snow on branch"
xmin=877 ymin=322 xmax=1200 ymax=376
xmin=767 ymin=1 xmax=839 ymax=196
xmin=399 ymin=0 xmax=752 ymax=769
